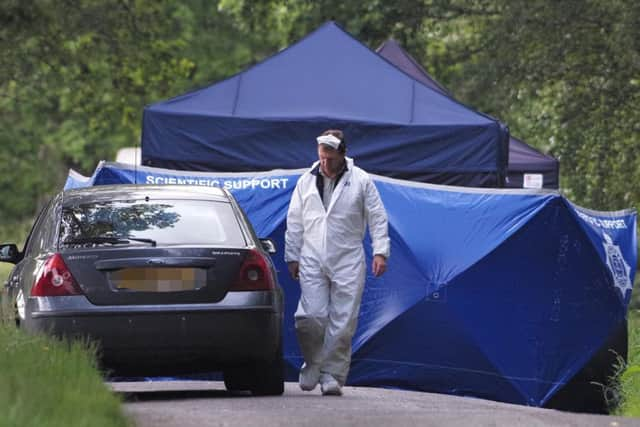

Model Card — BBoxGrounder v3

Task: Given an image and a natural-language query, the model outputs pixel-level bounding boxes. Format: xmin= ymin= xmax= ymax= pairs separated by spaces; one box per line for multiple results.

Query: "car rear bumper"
xmin=24 ymin=291 xmax=283 ymax=376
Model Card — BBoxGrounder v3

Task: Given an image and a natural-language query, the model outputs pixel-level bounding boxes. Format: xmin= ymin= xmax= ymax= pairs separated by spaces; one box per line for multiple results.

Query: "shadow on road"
xmin=116 ymin=388 xmax=252 ymax=402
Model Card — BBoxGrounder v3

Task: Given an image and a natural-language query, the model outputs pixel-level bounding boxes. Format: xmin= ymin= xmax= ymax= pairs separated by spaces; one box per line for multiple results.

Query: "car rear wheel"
xmin=223 ymin=367 xmax=252 ymax=392
xmin=250 ymin=339 xmax=284 ymax=396
xmin=223 ymin=340 xmax=284 ymax=396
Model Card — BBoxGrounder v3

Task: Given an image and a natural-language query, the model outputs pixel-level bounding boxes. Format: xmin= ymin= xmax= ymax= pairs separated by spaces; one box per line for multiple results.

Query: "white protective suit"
xmin=284 ymin=157 xmax=390 ymax=385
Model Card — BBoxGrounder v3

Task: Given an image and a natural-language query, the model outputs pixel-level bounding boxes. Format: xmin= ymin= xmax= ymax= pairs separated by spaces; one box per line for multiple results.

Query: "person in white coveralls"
xmin=284 ymin=129 xmax=390 ymax=396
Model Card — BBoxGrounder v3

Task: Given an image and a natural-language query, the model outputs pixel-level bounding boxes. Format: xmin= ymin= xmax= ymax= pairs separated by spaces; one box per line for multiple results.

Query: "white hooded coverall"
xmin=285 ymin=157 xmax=390 ymax=385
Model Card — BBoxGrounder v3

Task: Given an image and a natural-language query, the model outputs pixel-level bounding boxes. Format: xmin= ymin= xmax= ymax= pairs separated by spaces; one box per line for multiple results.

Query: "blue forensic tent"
xmin=142 ymin=22 xmax=509 ymax=187
xmin=66 ymin=162 xmax=637 ymax=411
xmin=376 ymin=39 xmax=560 ymax=189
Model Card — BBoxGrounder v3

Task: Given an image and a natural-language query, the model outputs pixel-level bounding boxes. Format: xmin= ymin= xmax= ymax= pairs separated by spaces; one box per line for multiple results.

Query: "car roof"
xmin=61 ymin=184 xmax=231 ymax=205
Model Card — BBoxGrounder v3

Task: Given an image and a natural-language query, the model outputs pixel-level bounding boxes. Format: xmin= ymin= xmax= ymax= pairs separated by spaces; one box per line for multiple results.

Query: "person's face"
xmin=318 ymin=144 xmax=345 ymax=178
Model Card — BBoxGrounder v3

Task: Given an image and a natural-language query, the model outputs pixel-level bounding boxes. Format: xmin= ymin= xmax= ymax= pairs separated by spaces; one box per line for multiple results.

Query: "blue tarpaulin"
xmin=66 ymin=162 xmax=637 ymax=409
xmin=142 ymin=22 xmax=509 ymax=187
xmin=376 ymin=39 xmax=560 ymax=189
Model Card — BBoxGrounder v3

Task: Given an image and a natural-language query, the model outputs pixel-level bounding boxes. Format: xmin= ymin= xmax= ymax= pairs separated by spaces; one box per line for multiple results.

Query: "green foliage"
xmin=457 ymin=0 xmax=639 ymax=211
xmin=2 ymin=0 xmax=637 ymax=220
xmin=613 ymin=310 xmax=640 ymax=417
xmin=632 ymin=275 xmax=640 ymax=311
xmin=0 ymin=0 xmax=252 ymax=220
xmin=0 ymin=221 xmax=127 ymax=427
xmin=0 ymin=324 xmax=130 ymax=427
xmin=0 ymin=219 xmax=34 ymax=248
xmin=0 ymin=219 xmax=36 ymax=292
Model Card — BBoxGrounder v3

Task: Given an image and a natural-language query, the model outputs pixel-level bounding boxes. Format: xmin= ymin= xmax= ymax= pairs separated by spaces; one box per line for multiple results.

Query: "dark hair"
xmin=321 ymin=129 xmax=346 ymax=154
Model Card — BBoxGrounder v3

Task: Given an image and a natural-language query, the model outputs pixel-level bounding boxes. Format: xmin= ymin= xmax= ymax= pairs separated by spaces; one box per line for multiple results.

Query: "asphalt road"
xmin=110 ymin=381 xmax=640 ymax=427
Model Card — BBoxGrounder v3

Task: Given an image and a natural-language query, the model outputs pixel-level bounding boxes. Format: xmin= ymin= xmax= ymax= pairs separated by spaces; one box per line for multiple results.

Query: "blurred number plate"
xmin=111 ymin=268 xmax=207 ymax=292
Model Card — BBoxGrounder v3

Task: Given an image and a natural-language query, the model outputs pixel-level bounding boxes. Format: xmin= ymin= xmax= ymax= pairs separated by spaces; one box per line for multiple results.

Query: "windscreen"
xmin=59 ymin=198 xmax=246 ymax=247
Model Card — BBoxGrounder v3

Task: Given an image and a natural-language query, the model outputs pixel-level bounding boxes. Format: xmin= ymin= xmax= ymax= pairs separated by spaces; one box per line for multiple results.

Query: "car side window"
xmin=23 ymin=199 xmax=56 ymax=258
xmin=234 ymin=199 xmax=259 ymax=246
xmin=40 ymin=203 xmax=60 ymax=252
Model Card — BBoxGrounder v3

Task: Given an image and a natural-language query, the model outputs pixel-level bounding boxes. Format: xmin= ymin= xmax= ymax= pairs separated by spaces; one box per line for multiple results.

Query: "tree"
xmin=0 ymin=0 xmax=252 ymax=220
xmin=1 ymin=0 xmax=637 ymax=223
xmin=458 ymin=0 xmax=639 ymax=210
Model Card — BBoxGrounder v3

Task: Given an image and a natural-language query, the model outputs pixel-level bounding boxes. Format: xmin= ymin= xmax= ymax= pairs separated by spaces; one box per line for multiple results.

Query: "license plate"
xmin=110 ymin=268 xmax=207 ymax=292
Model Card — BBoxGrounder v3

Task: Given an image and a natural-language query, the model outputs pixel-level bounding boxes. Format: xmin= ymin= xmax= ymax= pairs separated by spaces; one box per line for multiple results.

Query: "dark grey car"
xmin=0 ymin=184 xmax=284 ymax=395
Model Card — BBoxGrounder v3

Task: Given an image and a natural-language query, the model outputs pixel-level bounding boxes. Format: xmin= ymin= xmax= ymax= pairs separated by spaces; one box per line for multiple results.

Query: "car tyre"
xmin=223 ymin=340 xmax=284 ymax=396
xmin=224 ymin=367 xmax=252 ymax=392
xmin=250 ymin=339 xmax=284 ymax=396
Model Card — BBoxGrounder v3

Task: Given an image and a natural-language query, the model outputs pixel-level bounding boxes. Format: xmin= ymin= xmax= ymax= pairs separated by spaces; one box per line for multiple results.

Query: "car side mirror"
xmin=0 ymin=244 xmax=20 ymax=264
xmin=260 ymin=238 xmax=277 ymax=254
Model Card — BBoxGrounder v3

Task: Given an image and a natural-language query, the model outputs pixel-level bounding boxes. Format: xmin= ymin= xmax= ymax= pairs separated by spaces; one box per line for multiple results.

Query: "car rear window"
xmin=59 ymin=199 xmax=246 ymax=247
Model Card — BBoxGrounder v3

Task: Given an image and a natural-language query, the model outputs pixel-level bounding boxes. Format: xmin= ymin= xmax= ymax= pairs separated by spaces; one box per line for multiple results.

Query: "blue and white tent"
xmin=66 ymin=162 xmax=637 ymax=411
xmin=141 ymin=22 xmax=509 ymax=187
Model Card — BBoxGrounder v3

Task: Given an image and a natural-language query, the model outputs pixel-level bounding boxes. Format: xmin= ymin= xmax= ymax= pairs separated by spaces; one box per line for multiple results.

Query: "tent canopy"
xmin=376 ymin=39 xmax=559 ymax=189
xmin=376 ymin=39 xmax=452 ymax=96
xmin=142 ymin=22 xmax=509 ymax=187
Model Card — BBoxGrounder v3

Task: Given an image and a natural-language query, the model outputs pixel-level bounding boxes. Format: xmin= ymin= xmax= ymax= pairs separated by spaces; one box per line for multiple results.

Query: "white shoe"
xmin=320 ymin=373 xmax=343 ymax=396
xmin=299 ymin=363 xmax=320 ymax=391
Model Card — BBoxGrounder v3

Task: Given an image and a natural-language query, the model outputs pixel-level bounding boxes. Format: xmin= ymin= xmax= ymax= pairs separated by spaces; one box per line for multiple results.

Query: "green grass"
xmin=614 ymin=309 xmax=640 ymax=417
xmin=0 ymin=220 xmax=130 ymax=427
xmin=0 ymin=325 xmax=130 ymax=427
xmin=0 ymin=263 xmax=11 ymax=286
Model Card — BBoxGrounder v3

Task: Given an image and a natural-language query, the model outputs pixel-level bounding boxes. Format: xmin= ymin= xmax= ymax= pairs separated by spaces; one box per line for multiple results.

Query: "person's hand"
xmin=288 ymin=261 xmax=300 ymax=281
xmin=372 ymin=255 xmax=387 ymax=277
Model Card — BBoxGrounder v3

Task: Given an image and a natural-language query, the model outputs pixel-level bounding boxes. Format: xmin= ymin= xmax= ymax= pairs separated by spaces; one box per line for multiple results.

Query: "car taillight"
xmin=230 ymin=249 xmax=275 ymax=291
xmin=31 ymin=254 xmax=83 ymax=297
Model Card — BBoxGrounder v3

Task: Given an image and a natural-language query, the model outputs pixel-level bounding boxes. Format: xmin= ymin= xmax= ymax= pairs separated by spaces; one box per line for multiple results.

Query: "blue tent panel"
xmin=65 ymin=163 xmax=637 ymax=409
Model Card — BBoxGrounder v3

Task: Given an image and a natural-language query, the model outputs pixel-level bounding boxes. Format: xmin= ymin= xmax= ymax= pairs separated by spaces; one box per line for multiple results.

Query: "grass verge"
xmin=614 ymin=309 xmax=640 ymax=417
xmin=0 ymin=220 xmax=130 ymax=426
xmin=0 ymin=325 xmax=130 ymax=427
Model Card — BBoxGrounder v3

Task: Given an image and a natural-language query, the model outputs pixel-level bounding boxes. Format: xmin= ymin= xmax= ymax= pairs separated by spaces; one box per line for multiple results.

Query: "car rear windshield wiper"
xmin=62 ymin=236 xmax=157 ymax=247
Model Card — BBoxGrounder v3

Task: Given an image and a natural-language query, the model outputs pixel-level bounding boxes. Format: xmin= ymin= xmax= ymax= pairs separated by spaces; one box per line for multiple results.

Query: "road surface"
xmin=110 ymin=381 xmax=640 ymax=427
